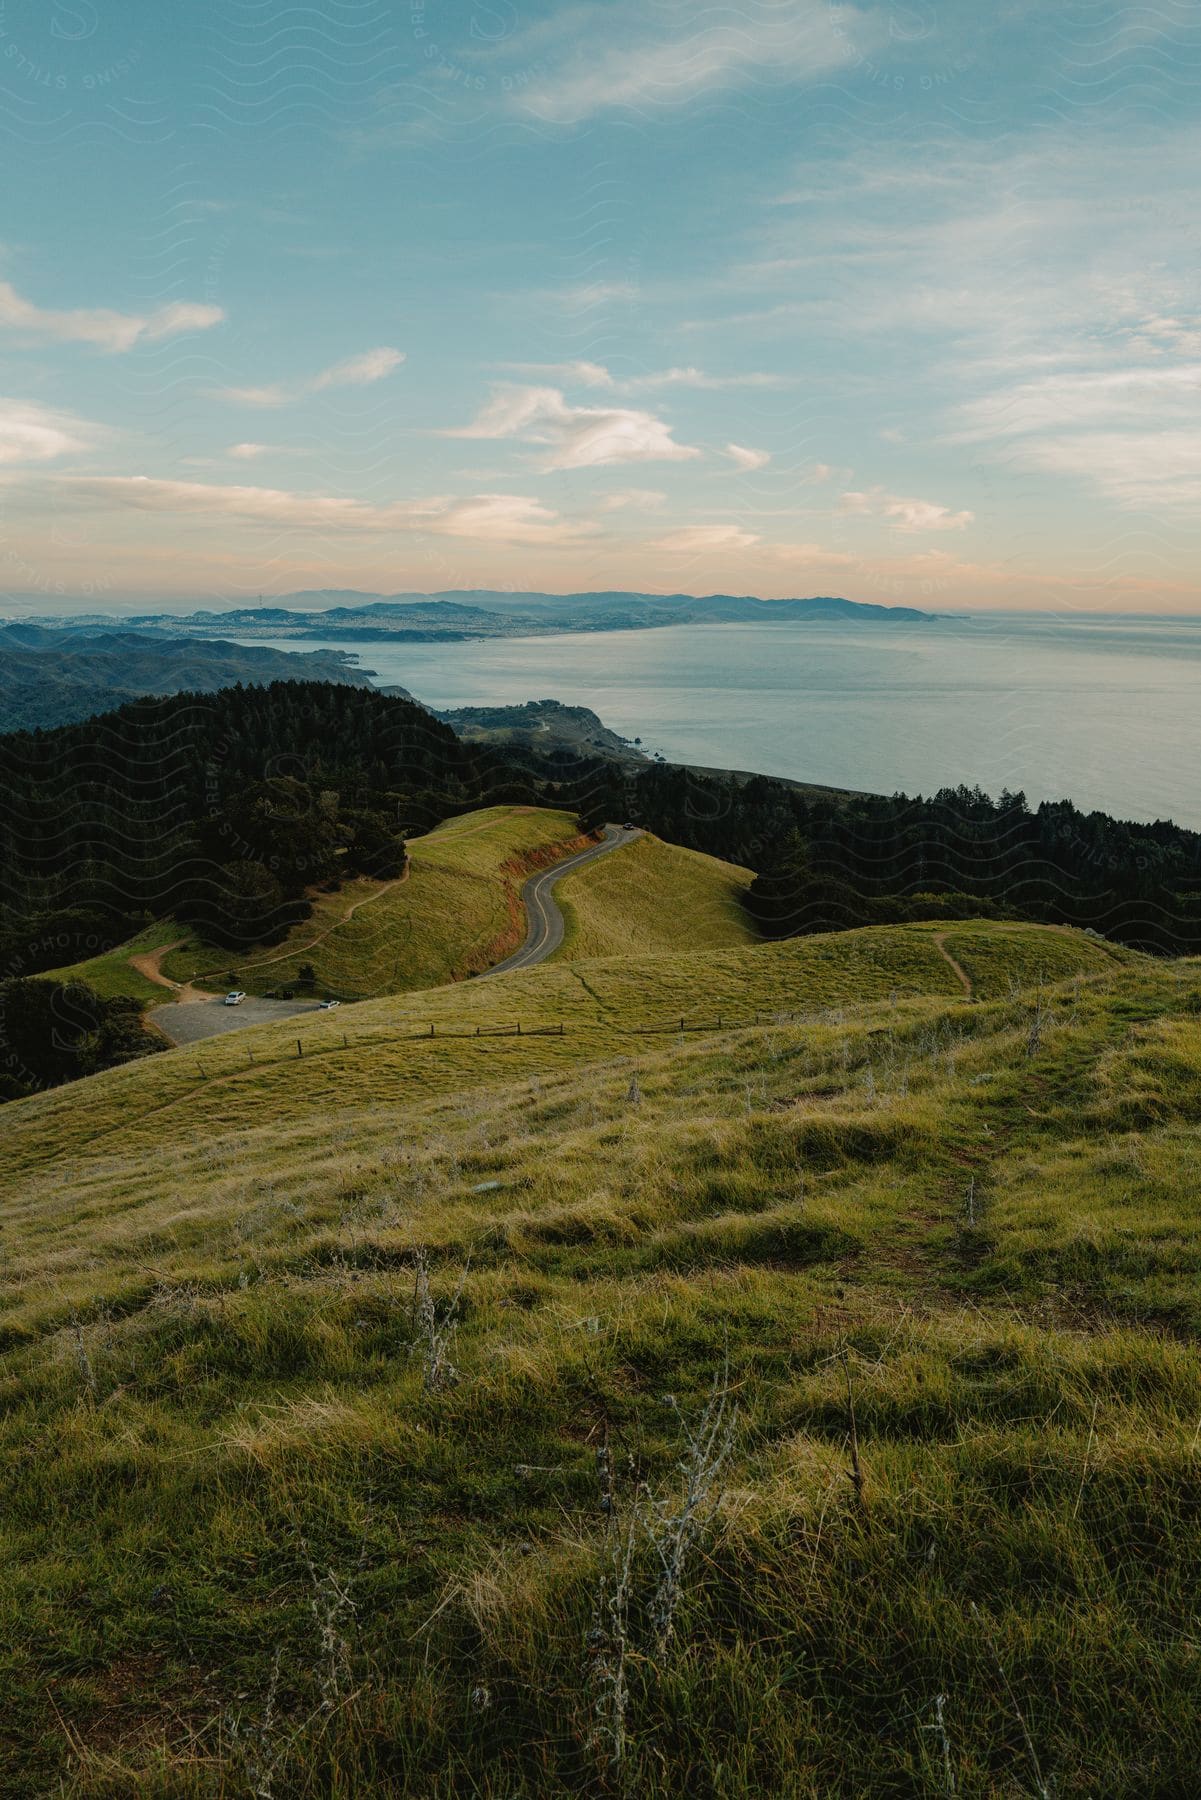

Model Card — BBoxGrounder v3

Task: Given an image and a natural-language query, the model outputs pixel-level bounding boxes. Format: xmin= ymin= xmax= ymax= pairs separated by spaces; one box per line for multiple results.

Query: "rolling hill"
xmin=552 ymin=832 xmax=759 ymax=960
xmin=155 ymin=805 xmax=596 ymax=1001
xmin=52 ymin=810 xmax=766 ymax=1008
xmin=0 ymin=920 xmax=1195 ymax=1794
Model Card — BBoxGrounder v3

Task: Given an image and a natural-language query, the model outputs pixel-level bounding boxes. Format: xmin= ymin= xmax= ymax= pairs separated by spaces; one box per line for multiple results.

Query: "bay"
xmin=231 ymin=612 xmax=1201 ymax=829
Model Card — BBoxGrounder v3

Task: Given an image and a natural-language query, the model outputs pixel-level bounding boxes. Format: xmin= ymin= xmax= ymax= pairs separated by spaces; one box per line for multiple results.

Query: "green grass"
xmin=159 ymin=805 xmax=592 ymax=999
xmin=0 ymin=926 xmax=1196 ymax=1795
xmin=553 ymin=832 xmax=759 ymax=960
xmin=37 ymin=920 xmax=182 ymax=1006
xmin=0 ymin=922 xmax=1119 ymax=1177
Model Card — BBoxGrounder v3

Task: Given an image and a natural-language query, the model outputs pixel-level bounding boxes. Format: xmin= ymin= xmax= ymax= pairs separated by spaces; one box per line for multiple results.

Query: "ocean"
xmin=231 ymin=612 xmax=1201 ymax=829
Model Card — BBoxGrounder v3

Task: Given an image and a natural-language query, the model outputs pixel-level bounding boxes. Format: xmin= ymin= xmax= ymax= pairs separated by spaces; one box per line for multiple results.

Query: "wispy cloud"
xmin=955 ymin=364 xmax=1201 ymax=510
xmin=631 ymin=367 xmax=791 ymax=392
xmin=654 ymin=523 xmax=760 ymax=553
xmin=958 ymin=365 xmax=1201 ymax=441
xmin=449 ymin=384 xmax=700 ymax=470
xmin=0 ymin=398 xmax=97 ymax=463
xmin=216 ymin=347 xmax=404 ymax=407
xmin=601 ymin=487 xmax=668 ymax=511
xmin=1000 ymin=431 xmax=1201 ymax=512
xmin=513 ymin=0 xmax=875 ymax=122
xmin=497 ymin=360 xmax=790 ymax=394
xmin=0 ymin=282 xmax=223 ymax=353
xmin=838 ymin=489 xmax=974 ymax=533
xmin=55 ymin=475 xmax=593 ymax=544
xmin=724 ymin=443 xmax=772 ymax=471
xmin=498 ymin=360 xmax=614 ymax=388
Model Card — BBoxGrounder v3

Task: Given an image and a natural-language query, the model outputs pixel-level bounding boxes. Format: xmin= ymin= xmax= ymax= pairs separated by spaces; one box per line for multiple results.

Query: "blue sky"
xmin=1 ymin=0 xmax=1199 ymax=611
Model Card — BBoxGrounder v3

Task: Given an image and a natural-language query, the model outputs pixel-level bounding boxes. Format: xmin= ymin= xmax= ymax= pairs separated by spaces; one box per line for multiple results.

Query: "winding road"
xmin=481 ymin=823 xmax=640 ymax=977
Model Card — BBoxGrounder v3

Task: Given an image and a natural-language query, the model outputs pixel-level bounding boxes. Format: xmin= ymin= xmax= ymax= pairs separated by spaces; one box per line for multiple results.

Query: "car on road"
xmin=224 ymin=990 xmax=246 ymax=1006
xmin=319 ymin=999 xmax=341 ymax=1010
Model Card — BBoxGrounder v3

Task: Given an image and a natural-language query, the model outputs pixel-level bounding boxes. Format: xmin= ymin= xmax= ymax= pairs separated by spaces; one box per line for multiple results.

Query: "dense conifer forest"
xmin=3 ymin=678 xmax=1201 ymax=1004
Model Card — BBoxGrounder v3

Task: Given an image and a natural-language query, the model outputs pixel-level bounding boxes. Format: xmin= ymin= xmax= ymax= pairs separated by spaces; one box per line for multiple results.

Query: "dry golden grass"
xmin=552 ymin=832 xmax=758 ymax=960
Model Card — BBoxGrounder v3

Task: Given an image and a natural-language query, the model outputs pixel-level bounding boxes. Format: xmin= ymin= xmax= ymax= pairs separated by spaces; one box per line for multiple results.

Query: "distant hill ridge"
xmin=0 ymin=623 xmax=369 ymax=732
xmin=12 ymin=590 xmax=941 ymax=642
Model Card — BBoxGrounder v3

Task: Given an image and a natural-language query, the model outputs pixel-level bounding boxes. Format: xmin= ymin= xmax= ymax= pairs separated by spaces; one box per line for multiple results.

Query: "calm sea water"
xmin=233 ymin=614 xmax=1201 ymax=829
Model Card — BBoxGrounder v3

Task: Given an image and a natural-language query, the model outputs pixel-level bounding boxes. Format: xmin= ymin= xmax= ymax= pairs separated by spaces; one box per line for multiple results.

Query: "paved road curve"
xmin=149 ymin=824 xmax=638 ymax=1039
xmin=481 ymin=824 xmax=640 ymax=977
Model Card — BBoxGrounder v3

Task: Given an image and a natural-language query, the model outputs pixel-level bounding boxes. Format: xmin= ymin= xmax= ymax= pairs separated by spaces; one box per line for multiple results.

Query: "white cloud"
xmin=601 ymin=487 xmax=668 ymax=511
xmin=516 ymin=0 xmax=875 ymax=122
xmin=955 ymin=362 xmax=1201 ymax=510
xmin=724 ymin=442 xmax=772 ymax=471
xmin=216 ymin=346 xmax=404 ymax=407
xmin=0 ymin=398 xmax=96 ymax=464
xmin=0 ymin=282 xmax=224 ymax=353
xmin=631 ymin=367 xmax=791 ymax=391
xmin=958 ymin=365 xmax=1201 ymax=442
xmin=226 ymin=442 xmax=275 ymax=460
xmin=1126 ymin=315 xmax=1201 ymax=358
xmin=449 ymin=384 xmax=700 ymax=470
xmin=434 ymin=493 xmax=594 ymax=544
xmin=839 ymin=489 xmax=974 ymax=532
xmin=654 ymin=523 xmax=760 ymax=553
xmin=54 ymin=475 xmax=592 ymax=544
xmin=310 ymin=346 xmax=405 ymax=390
xmin=499 ymin=360 xmax=615 ymax=388
xmin=219 ymin=386 xmax=291 ymax=409
xmin=1007 ymin=431 xmax=1201 ymax=511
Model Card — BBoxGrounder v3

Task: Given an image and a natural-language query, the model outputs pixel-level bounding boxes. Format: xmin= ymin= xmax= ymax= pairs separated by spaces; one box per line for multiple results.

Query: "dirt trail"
xmin=128 ymin=940 xmax=209 ymax=1005
xmin=932 ymin=932 xmax=973 ymax=999
xmin=232 ymin=863 xmax=411 ymax=975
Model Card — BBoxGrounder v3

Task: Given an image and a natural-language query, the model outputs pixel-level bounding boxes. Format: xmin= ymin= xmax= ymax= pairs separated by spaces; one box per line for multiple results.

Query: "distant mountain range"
xmin=15 ymin=590 xmax=941 ymax=644
xmin=0 ymin=625 xmax=369 ymax=733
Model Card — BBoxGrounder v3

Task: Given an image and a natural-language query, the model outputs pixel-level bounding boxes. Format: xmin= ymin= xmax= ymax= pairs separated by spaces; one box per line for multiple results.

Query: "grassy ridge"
xmin=553 ymin=832 xmax=758 ymax=960
xmin=156 ymin=805 xmax=590 ymax=999
xmin=35 ymin=920 xmax=182 ymax=1005
xmin=0 ymin=923 xmax=1122 ymax=1177
xmin=0 ymin=941 xmax=1198 ymax=1792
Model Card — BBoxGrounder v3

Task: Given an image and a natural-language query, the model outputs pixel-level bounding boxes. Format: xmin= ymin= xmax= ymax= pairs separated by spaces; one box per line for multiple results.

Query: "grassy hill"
xmin=155 ymin=805 xmax=593 ymax=1000
xmin=2 ymin=922 xmax=1124 ymax=1171
xmin=44 ymin=812 xmax=759 ymax=1008
xmin=2 ymin=920 xmax=1196 ymax=1795
xmin=33 ymin=920 xmax=183 ymax=1006
xmin=553 ymin=832 xmax=758 ymax=960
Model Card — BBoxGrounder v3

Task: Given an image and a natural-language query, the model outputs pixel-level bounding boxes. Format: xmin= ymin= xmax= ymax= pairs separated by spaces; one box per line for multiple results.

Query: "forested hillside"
xmin=4 ymin=680 xmax=1201 ymax=1007
xmin=0 ymin=681 xmax=509 ymax=979
xmin=0 ymin=625 xmax=369 ymax=732
xmin=575 ymin=760 xmax=1201 ymax=955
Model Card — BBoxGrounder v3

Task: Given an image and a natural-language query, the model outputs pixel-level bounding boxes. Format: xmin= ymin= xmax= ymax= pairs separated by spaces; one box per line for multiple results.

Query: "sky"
xmin=1 ymin=0 xmax=1199 ymax=614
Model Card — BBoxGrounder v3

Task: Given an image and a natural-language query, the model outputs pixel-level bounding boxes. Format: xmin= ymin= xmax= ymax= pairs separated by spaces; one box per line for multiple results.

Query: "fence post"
xmin=680 ymin=1017 xmax=685 ymax=1032
xmin=296 ymin=1039 xmax=303 ymax=1058
xmin=559 ymin=1021 xmax=564 ymax=1036
xmin=517 ymin=1021 xmax=521 ymax=1036
xmin=430 ymin=1022 xmax=435 ymax=1038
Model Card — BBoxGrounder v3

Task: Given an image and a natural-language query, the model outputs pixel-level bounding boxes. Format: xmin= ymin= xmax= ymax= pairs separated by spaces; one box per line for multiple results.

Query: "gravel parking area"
xmin=150 ymin=996 xmax=324 ymax=1045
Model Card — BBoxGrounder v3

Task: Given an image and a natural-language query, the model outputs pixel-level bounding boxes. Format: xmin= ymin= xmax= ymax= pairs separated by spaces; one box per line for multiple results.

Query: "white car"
xmin=224 ymin=990 xmax=246 ymax=1006
xmin=319 ymin=999 xmax=341 ymax=1010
